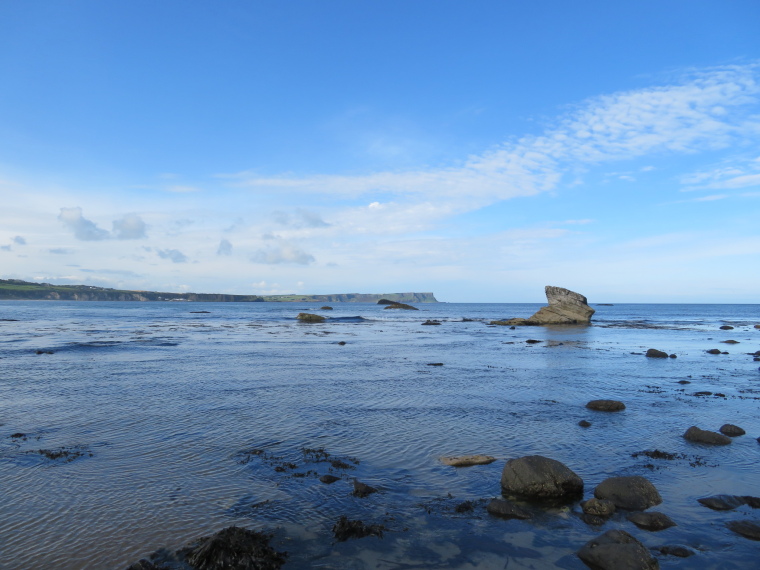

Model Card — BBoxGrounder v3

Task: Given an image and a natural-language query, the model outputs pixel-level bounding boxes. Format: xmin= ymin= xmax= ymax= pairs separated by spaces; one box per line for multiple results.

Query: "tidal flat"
xmin=1 ymin=301 xmax=759 ymax=569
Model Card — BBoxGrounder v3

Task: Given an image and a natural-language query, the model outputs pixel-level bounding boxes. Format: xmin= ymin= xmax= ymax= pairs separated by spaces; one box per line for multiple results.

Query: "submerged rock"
xmin=645 ymin=349 xmax=668 ymax=358
xmin=320 ymin=306 xmax=333 ymax=310
xmin=582 ymin=498 xmax=616 ymax=517
xmin=332 ymin=516 xmax=385 ymax=541
xmin=441 ymin=454 xmax=496 ymax=467
xmin=486 ymin=498 xmax=531 ymax=519
xmin=352 ymin=480 xmax=378 ymax=498
xmin=657 ymin=545 xmax=695 ymax=558
xmin=683 ymin=426 xmax=731 ymax=445
xmin=586 ymin=399 xmax=626 ymax=412
xmin=626 ymin=511 xmax=676 ymax=531
xmin=593 ymin=476 xmax=662 ymax=511
xmin=706 ymin=348 xmax=722 ymax=355
xmin=697 ymin=495 xmax=746 ymax=510
xmin=422 ymin=320 xmax=441 ymax=325
xmin=577 ymin=529 xmax=659 ymax=570
xmin=578 ymin=420 xmax=592 ymax=428
xmin=726 ymin=520 xmax=760 ymax=541
xmin=720 ymin=424 xmax=746 ymax=436
xmin=319 ymin=474 xmax=340 ymax=484
xmin=296 ymin=313 xmax=326 ymax=323
xmin=500 ymin=455 xmax=583 ymax=502
xmin=184 ymin=526 xmax=287 ymax=570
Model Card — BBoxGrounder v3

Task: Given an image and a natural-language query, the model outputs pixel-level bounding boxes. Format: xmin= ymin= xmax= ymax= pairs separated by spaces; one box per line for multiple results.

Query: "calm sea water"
xmin=1 ymin=301 xmax=759 ymax=569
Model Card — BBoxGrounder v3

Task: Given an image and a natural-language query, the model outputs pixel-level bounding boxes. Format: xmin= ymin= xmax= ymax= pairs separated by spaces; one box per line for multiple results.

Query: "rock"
xmin=697 ymin=495 xmax=746 ymax=510
xmin=427 ymin=362 xmax=444 ymax=366
xmin=626 ymin=511 xmax=676 ymax=531
xmin=337 ymin=341 xmax=346 ymax=346
xmin=376 ymin=299 xmax=396 ymax=305
xmin=669 ymin=354 xmax=677 ymax=358
xmin=582 ymin=498 xmax=616 ymax=517
xmin=593 ymin=476 xmax=662 ymax=510
xmin=383 ymin=302 xmax=418 ymax=310
xmin=755 ymin=324 xmax=760 ymax=329
xmin=441 ymin=455 xmax=496 ymax=467
xmin=486 ymin=498 xmax=532 ymax=519
xmin=525 ymin=286 xmax=595 ymax=325
xmin=683 ymin=426 xmax=731 ymax=445
xmin=490 ymin=318 xmax=527 ymax=326
xmin=586 ymin=399 xmax=626 ymax=412
xmin=706 ymin=348 xmax=722 ymax=354
xmin=645 ymin=349 xmax=668 ymax=358
xmin=332 ymin=516 xmax=385 ymax=541
xmin=455 ymin=500 xmax=475 ymax=513
xmin=579 ymin=420 xmax=592 ymax=428
xmin=320 ymin=306 xmax=333 ymax=310
xmin=720 ymin=325 xmax=734 ymax=330
xmin=720 ymin=424 xmax=745 ymax=436
xmin=500 ymin=455 xmax=583 ymax=502
xmin=577 ymin=529 xmax=659 ymax=570
xmin=184 ymin=526 xmax=287 ymax=570
xmin=296 ymin=313 xmax=326 ymax=322
xmin=656 ymin=545 xmax=695 ymax=558
xmin=726 ymin=520 xmax=760 ymax=541
xmin=742 ymin=495 xmax=760 ymax=508
xmin=352 ymin=480 xmax=378 ymax=498
xmin=721 ymin=339 xmax=739 ymax=344
xmin=422 ymin=320 xmax=441 ymax=325
xmin=319 ymin=474 xmax=340 ymax=484
xmin=525 ymin=339 xmax=542 ymax=344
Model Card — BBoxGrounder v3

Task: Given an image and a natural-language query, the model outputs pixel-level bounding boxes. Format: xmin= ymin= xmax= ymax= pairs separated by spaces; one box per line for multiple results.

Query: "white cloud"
xmin=112 ymin=213 xmax=147 ymax=239
xmin=157 ymin=249 xmax=188 ymax=263
xmin=217 ymin=239 xmax=232 ymax=255
xmin=250 ymin=243 xmax=315 ymax=265
xmin=58 ymin=207 xmax=110 ymax=241
xmin=13 ymin=236 xmax=26 ymax=245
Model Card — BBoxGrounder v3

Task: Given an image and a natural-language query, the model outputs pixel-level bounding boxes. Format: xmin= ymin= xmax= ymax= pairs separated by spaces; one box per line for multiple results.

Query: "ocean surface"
xmin=1 ymin=301 xmax=759 ymax=569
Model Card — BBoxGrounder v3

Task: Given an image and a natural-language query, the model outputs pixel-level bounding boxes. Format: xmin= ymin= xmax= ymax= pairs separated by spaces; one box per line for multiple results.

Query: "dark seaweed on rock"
xmin=332 ymin=516 xmax=385 ymax=541
xmin=183 ymin=526 xmax=287 ymax=570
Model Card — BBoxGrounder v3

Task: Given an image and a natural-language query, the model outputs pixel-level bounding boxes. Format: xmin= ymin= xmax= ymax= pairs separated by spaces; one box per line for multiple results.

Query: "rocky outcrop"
xmin=500 ymin=455 xmax=583 ymax=502
xmin=296 ymin=313 xmax=326 ymax=323
xmin=383 ymin=302 xmax=419 ymax=310
xmin=683 ymin=426 xmax=731 ymax=445
xmin=492 ymin=286 xmax=594 ymax=326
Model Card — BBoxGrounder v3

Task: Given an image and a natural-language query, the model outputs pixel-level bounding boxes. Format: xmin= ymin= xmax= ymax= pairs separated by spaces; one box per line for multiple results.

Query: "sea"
xmin=1 ymin=301 xmax=759 ymax=569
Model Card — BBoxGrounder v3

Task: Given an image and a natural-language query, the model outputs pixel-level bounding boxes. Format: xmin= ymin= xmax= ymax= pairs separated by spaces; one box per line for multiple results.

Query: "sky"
xmin=1 ymin=1 xmax=759 ymax=303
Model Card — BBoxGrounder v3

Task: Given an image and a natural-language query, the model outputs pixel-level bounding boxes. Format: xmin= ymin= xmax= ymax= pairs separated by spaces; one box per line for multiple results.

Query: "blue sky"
xmin=1 ymin=1 xmax=759 ymax=302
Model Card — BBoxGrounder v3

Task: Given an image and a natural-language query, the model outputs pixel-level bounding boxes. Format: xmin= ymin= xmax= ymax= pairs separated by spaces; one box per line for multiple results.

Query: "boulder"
xmin=422 ymin=320 xmax=441 ymax=325
xmin=383 ymin=302 xmax=419 ymax=310
xmin=319 ymin=474 xmax=340 ymax=484
xmin=683 ymin=426 xmax=731 ymax=445
xmin=525 ymin=286 xmax=595 ymax=325
xmin=352 ymin=480 xmax=378 ymax=498
xmin=582 ymin=498 xmax=616 ymax=517
xmin=577 ymin=529 xmax=659 ymax=570
xmin=626 ymin=511 xmax=676 ymax=531
xmin=697 ymin=495 xmax=746 ymax=510
xmin=441 ymin=455 xmax=496 ymax=467
xmin=500 ymin=455 xmax=583 ymax=502
xmin=184 ymin=526 xmax=287 ymax=570
xmin=726 ymin=520 xmax=760 ymax=541
xmin=376 ymin=299 xmax=396 ymax=305
xmin=332 ymin=516 xmax=385 ymax=541
xmin=706 ymin=348 xmax=722 ymax=354
xmin=656 ymin=545 xmax=695 ymax=558
xmin=755 ymin=324 xmax=760 ymax=329
xmin=645 ymin=349 xmax=668 ymax=358
xmin=720 ymin=424 xmax=745 ymax=436
xmin=486 ymin=498 xmax=532 ymax=519
xmin=320 ymin=306 xmax=333 ymax=310
xmin=720 ymin=325 xmax=734 ymax=330
xmin=579 ymin=420 xmax=592 ymax=428
xmin=593 ymin=476 xmax=662 ymax=510
xmin=586 ymin=399 xmax=626 ymax=412
xmin=296 ymin=313 xmax=326 ymax=323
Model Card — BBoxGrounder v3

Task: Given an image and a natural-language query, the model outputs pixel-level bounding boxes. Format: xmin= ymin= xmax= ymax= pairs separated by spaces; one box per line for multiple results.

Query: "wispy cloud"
xmin=217 ymin=239 xmax=232 ymax=256
xmin=157 ymin=249 xmax=188 ymax=263
xmin=58 ymin=207 xmax=110 ymax=241
xmin=250 ymin=242 xmax=315 ymax=265
xmin=112 ymin=214 xmax=148 ymax=239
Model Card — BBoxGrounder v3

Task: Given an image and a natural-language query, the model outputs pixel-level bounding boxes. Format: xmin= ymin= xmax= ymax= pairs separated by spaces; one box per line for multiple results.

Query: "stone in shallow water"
xmin=582 ymin=498 xmax=616 ymax=517
xmin=683 ymin=426 xmax=731 ymax=445
xmin=352 ymin=480 xmax=378 ymax=498
xmin=586 ymin=399 xmax=626 ymax=412
xmin=720 ymin=424 xmax=746 ymax=436
xmin=577 ymin=529 xmax=659 ymax=570
xmin=657 ymin=545 xmax=695 ymax=558
xmin=440 ymin=454 xmax=496 ymax=467
xmin=698 ymin=495 xmax=747 ymax=510
xmin=726 ymin=520 xmax=760 ymax=541
xmin=626 ymin=511 xmax=676 ymax=531
xmin=500 ymin=455 xmax=583 ymax=502
xmin=486 ymin=498 xmax=532 ymax=519
xmin=593 ymin=476 xmax=662 ymax=511
xmin=645 ymin=348 xmax=668 ymax=358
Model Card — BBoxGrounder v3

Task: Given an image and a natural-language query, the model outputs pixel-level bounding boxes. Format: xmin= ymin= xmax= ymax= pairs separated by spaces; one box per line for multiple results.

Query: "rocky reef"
xmin=492 ymin=286 xmax=595 ymax=326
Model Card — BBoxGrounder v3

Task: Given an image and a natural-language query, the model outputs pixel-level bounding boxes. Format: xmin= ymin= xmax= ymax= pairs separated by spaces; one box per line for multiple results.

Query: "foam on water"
xmin=0 ymin=301 xmax=759 ymax=569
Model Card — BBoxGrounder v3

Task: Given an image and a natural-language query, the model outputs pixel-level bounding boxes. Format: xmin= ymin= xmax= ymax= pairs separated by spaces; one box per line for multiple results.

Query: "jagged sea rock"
xmin=577 ymin=529 xmax=659 ymax=570
xmin=697 ymin=495 xmax=746 ymax=510
xmin=683 ymin=426 xmax=731 ymax=445
xmin=593 ymin=476 xmax=662 ymax=511
xmin=296 ymin=313 xmax=326 ymax=322
xmin=500 ymin=455 xmax=583 ymax=502
xmin=525 ymin=286 xmax=595 ymax=325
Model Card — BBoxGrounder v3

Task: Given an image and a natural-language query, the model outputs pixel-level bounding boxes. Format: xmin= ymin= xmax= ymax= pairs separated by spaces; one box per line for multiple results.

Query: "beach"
xmin=1 ymin=301 xmax=759 ymax=569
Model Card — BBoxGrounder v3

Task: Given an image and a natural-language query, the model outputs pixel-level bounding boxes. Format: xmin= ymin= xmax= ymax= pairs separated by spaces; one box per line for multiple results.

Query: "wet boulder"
xmin=657 ymin=545 xmax=695 ymax=558
xmin=582 ymin=498 xmax=616 ymax=517
xmin=697 ymin=495 xmax=746 ymax=510
xmin=440 ymin=454 xmax=496 ymax=467
xmin=586 ymin=399 xmax=626 ymax=412
xmin=352 ymin=480 xmax=378 ymax=498
xmin=683 ymin=426 xmax=731 ymax=445
xmin=319 ymin=474 xmax=340 ymax=484
xmin=720 ymin=424 xmax=745 ymax=436
xmin=577 ymin=529 xmax=659 ymax=570
xmin=726 ymin=520 xmax=760 ymax=541
xmin=645 ymin=349 xmax=668 ymax=358
xmin=500 ymin=455 xmax=583 ymax=502
xmin=296 ymin=313 xmax=326 ymax=323
xmin=720 ymin=325 xmax=734 ymax=330
xmin=626 ymin=511 xmax=676 ymax=531
xmin=486 ymin=498 xmax=532 ymax=519
xmin=706 ymin=348 xmax=722 ymax=354
xmin=593 ymin=476 xmax=662 ymax=511
xmin=320 ymin=306 xmax=333 ymax=310
xmin=332 ymin=516 xmax=384 ymax=541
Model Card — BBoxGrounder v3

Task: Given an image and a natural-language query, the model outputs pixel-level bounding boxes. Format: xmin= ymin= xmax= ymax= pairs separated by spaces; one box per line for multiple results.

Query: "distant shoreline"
xmin=0 ymin=279 xmax=437 ymax=304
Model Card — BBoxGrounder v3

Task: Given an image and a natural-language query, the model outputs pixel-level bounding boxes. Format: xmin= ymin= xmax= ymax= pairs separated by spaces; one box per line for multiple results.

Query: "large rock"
xmin=627 ymin=511 xmax=676 ymax=531
xmin=440 ymin=454 xmax=496 ymax=467
xmin=683 ymin=426 xmax=731 ymax=445
xmin=486 ymin=498 xmax=532 ymax=519
xmin=593 ymin=476 xmax=662 ymax=510
xmin=577 ymin=529 xmax=659 ymax=570
xmin=526 ymin=286 xmax=595 ymax=325
xmin=586 ymin=399 xmax=626 ymax=412
xmin=383 ymin=302 xmax=419 ymax=310
xmin=296 ymin=313 xmax=326 ymax=322
xmin=500 ymin=455 xmax=583 ymax=502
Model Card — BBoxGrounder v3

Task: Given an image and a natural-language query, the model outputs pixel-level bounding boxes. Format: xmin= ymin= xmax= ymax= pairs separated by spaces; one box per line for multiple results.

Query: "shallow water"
xmin=0 ymin=301 xmax=759 ymax=569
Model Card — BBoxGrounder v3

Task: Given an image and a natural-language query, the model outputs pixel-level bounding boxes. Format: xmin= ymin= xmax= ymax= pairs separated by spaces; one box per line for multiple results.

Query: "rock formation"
xmin=491 ymin=286 xmax=594 ymax=326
